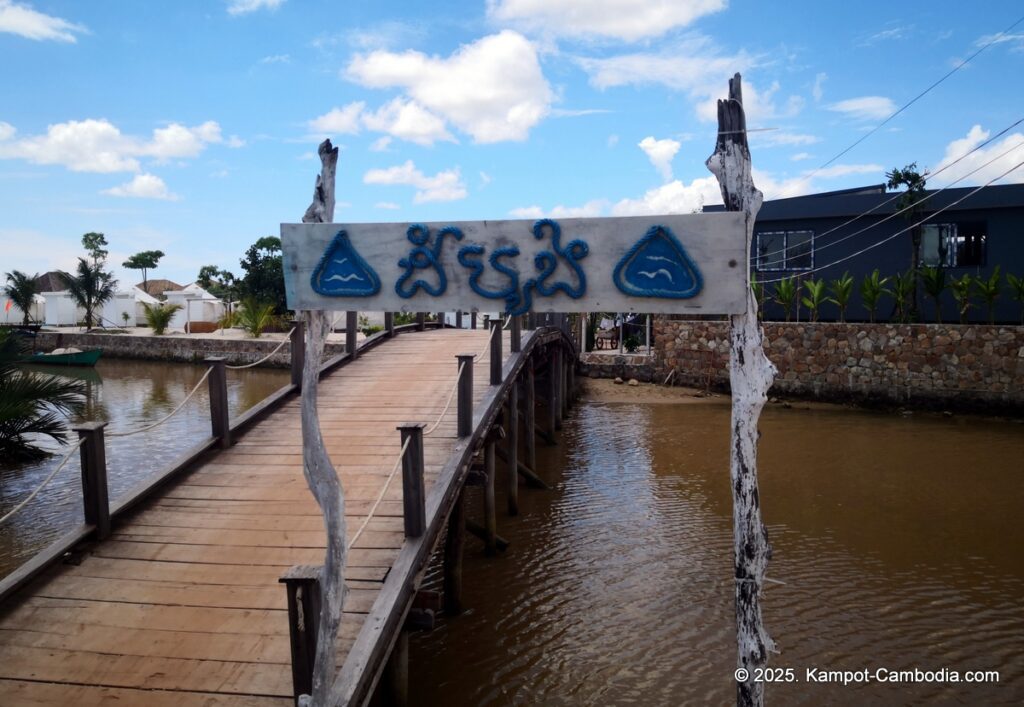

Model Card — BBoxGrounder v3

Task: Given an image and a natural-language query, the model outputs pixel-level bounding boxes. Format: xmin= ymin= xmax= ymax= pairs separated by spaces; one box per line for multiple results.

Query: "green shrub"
xmin=920 ymin=267 xmax=947 ymax=324
xmin=860 ymin=269 xmax=890 ymax=323
xmin=142 ymin=302 xmax=183 ymax=335
xmin=772 ymin=277 xmax=797 ymax=322
xmin=237 ymin=298 xmax=277 ymax=338
xmin=827 ymin=272 xmax=854 ymax=322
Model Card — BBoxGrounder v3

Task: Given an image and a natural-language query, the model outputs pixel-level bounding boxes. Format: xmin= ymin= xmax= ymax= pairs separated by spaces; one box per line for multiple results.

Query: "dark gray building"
xmin=709 ymin=183 xmax=1024 ymax=324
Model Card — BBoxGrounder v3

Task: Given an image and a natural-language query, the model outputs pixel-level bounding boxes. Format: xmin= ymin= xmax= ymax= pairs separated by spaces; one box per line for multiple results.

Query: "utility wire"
xmin=756 ymin=117 xmax=1024 ymax=261
xmin=758 ymin=157 xmax=1024 ymax=284
xmin=768 ymin=12 xmax=1024 ymax=199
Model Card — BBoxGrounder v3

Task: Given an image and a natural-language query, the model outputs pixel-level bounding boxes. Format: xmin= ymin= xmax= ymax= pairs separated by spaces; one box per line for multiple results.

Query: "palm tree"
xmin=60 ymin=258 xmax=118 ymax=329
xmin=3 ymin=270 xmax=40 ymax=326
xmin=0 ymin=329 xmax=85 ymax=461
xmin=142 ymin=302 xmax=183 ymax=335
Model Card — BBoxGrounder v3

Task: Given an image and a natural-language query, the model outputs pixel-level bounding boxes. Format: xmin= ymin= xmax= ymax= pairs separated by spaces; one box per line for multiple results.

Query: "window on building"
xmin=920 ymin=221 xmax=986 ymax=267
xmin=755 ymin=230 xmax=814 ymax=271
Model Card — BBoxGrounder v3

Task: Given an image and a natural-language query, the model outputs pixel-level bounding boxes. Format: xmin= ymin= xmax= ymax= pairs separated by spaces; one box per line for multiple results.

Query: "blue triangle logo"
xmin=613 ymin=225 xmax=703 ymax=299
xmin=311 ymin=230 xmax=381 ymax=297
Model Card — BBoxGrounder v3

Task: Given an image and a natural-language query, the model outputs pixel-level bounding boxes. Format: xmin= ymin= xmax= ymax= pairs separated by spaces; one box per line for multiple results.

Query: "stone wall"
xmin=33 ymin=331 xmax=347 ymax=368
xmin=578 ymin=352 xmax=657 ymax=382
xmin=654 ymin=318 xmax=1024 ymax=412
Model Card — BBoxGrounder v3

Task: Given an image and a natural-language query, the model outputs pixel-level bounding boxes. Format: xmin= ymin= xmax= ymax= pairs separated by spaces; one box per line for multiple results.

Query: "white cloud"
xmin=259 ymin=53 xmax=290 ymax=64
xmin=227 ymin=0 xmax=285 ymax=16
xmin=611 ymin=176 xmax=722 ymax=216
xmin=479 ymin=171 xmax=492 ymax=187
xmin=363 ymin=160 xmax=467 ymax=203
xmin=102 ymin=173 xmax=179 ymax=201
xmin=0 ymin=0 xmax=86 ymax=42
xmin=827 ymin=96 xmax=897 ymax=121
xmin=509 ymin=200 xmax=608 ymax=219
xmin=638 ymin=136 xmax=681 ymax=181
xmin=607 ymin=134 xmax=619 ymax=148
xmin=812 ymin=72 xmax=826 ymax=102
xmin=488 ymin=0 xmax=727 ymax=41
xmin=932 ymin=125 xmax=1024 ymax=186
xmin=375 ymin=201 xmax=401 ymax=210
xmin=975 ymin=32 xmax=1024 ymax=52
xmin=578 ymin=42 xmax=802 ymax=125
xmin=308 ymin=103 xmax=365 ymax=135
xmin=812 ymin=163 xmax=884 ymax=179
xmin=346 ymin=30 xmax=553 ymax=143
xmin=362 ymin=98 xmax=454 ymax=146
xmin=790 ymin=152 xmax=813 ymax=161
xmin=369 ymin=136 xmax=392 ymax=152
xmin=225 ymin=135 xmax=246 ymax=148
xmin=0 ymin=118 xmax=231 ymax=173
xmin=751 ymin=131 xmax=820 ymax=148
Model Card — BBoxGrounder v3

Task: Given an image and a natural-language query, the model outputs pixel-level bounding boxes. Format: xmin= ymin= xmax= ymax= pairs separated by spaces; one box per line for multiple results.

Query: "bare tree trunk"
xmin=299 ymin=139 xmax=345 ymax=707
xmin=705 ymin=74 xmax=777 ymax=707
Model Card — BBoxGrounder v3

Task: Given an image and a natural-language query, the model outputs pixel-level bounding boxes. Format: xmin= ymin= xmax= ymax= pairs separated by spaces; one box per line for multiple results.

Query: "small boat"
xmin=28 ymin=347 xmax=103 ymax=367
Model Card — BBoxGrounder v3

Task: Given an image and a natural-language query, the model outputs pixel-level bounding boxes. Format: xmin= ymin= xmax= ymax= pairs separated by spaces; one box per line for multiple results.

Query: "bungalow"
xmin=708 ymin=183 xmax=1024 ymax=323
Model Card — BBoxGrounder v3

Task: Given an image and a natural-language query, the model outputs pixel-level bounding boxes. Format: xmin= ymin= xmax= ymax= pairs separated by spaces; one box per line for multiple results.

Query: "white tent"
xmin=101 ymin=287 xmax=160 ymax=327
xmin=165 ymin=283 xmax=225 ymax=331
xmin=1 ymin=293 xmax=45 ymax=325
xmin=42 ymin=291 xmax=83 ymax=327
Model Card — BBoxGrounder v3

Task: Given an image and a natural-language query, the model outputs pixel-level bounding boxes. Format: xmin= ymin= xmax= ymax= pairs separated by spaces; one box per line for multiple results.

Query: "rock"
xmin=627 ymin=378 xmax=639 ymax=386
xmin=769 ymin=397 xmax=779 ymax=403
xmin=613 ymin=377 xmax=624 ymax=385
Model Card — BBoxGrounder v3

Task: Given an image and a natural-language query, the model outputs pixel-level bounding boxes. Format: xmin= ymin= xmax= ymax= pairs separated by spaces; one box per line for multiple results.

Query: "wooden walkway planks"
xmin=0 ymin=328 xmax=498 ymax=706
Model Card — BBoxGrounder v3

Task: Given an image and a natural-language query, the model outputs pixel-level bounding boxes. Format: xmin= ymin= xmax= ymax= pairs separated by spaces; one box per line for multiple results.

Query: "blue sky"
xmin=1 ymin=0 xmax=1022 ymax=288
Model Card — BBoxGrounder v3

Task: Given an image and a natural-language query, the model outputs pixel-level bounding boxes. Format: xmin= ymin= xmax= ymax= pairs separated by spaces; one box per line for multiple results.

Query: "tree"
xmin=81 ymin=232 xmax=109 ymax=265
xmin=827 ymin=271 xmax=854 ymax=323
xmin=886 ymin=164 xmax=928 ymax=319
xmin=142 ymin=302 xmax=182 ymax=335
xmin=238 ymin=236 xmax=286 ymax=314
xmin=60 ymin=257 xmax=118 ymax=329
xmin=197 ymin=265 xmax=238 ymax=300
xmin=860 ymin=269 xmax=890 ymax=323
xmin=3 ymin=270 xmax=40 ymax=326
xmin=0 ymin=329 xmax=84 ymax=461
xmin=123 ymin=250 xmax=165 ymax=293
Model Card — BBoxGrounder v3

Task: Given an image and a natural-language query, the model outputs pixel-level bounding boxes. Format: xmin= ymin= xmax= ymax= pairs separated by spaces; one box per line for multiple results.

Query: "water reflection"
xmin=0 ymin=358 xmax=289 ymax=579
xmin=411 ymin=401 xmax=1024 ymax=705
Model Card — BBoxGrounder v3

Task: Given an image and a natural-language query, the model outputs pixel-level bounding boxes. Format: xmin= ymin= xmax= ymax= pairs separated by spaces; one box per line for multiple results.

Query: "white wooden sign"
xmin=282 ymin=214 xmax=746 ymax=314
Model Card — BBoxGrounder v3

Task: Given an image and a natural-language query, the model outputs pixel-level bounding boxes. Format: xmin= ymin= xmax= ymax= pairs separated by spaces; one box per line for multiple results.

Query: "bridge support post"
xmin=490 ymin=319 xmax=502 ymax=385
xmin=436 ymin=311 xmax=445 ymax=328
xmin=384 ymin=311 xmax=394 ymax=338
xmin=346 ymin=311 xmax=358 ymax=360
xmin=483 ymin=439 xmax=497 ymax=555
xmin=510 ymin=315 xmax=521 ymax=353
xmin=290 ymin=320 xmax=305 ymax=389
xmin=524 ymin=364 xmax=536 ymax=468
xmin=506 ymin=383 xmax=519 ymax=516
xmin=205 ymin=357 xmax=231 ymax=449
xmin=456 ymin=310 xmax=463 ymax=329
xmin=547 ymin=349 xmax=560 ymax=434
xmin=73 ymin=421 xmax=110 ymax=541
xmin=397 ymin=424 xmax=426 ymax=538
xmin=382 ymin=630 xmax=410 ymax=706
xmin=279 ymin=565 xmax=321 ymax=705
xmin=471 ymin=312 xmax=477 ymax=330
xmin=561 ymin=346 xmax=570 ymax=418
xmin=416 ymin=312 xmax=426 ymax=331
xmin=457 ymin=355 xmax=474 ymax=438
xmin=444 ymin=488 xmax=466 ymax=615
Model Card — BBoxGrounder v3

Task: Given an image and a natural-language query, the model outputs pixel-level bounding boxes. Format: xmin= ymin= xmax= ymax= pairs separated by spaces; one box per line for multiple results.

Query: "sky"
xmin=1 ymin=0 xmax=1023 ymax=289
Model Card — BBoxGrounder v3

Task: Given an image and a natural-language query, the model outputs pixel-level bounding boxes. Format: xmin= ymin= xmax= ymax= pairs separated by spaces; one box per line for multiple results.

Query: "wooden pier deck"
xmin=0 ymin=324 xmax=572 ymax=706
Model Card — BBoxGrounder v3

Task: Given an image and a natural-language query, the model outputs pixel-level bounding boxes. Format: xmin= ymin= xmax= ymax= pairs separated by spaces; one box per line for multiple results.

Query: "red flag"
xmin=4 ymin=300 xmax=11 ymax=312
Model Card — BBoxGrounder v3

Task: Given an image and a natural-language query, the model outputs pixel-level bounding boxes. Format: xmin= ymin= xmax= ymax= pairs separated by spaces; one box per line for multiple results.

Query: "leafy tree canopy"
xmin=886 ymin=163 xmax=928 ymax=215
xmin=197 ymin=265 xmax=238 ymax=300
xmin=81 ymin=232 xmax=109 ymax=264
xmin=238 ymin=236 xmax=286 ymax=314
xmin=123 ymin=250 xmax=165 ymax=292
xmin=3 ymin=270 xmax=40 ymax=326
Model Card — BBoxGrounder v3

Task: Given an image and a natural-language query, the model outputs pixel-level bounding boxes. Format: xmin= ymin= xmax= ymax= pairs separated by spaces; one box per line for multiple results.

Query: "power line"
xmin=765 ymin=11 xmax=1024 ymax=199
xmin=755 ymin=116 xmax=1024 ymax=262
xmin=758 ymin=157 xmax=1024 ymax=284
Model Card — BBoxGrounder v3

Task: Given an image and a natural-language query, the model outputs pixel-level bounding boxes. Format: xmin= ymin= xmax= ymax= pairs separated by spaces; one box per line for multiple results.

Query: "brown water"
xmin=410 ymin=400 xmax=1024 ymax=705
xmin=0 ymin=358 xmax=289 ymax=579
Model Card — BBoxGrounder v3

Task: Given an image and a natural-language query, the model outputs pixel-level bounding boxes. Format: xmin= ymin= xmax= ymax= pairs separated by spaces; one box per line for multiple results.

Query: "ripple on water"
xmin=411 ymin=401 xmax=1024 ymax=705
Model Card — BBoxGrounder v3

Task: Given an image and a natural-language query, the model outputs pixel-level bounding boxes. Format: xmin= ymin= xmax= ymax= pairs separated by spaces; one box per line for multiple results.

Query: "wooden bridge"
xmin=0 ymin=316 xmax=579 ymax=706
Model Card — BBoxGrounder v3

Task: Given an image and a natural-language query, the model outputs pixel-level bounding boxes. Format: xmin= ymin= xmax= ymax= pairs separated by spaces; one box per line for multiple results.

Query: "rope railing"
xmin=347 ymin=435 xmax=412 ymax=551
xmin=225 ymin=327 xmax=297 ymax=370
xmin=0 ymin=437 xmax=85 ymax=526
xmin=107 ymin=366 xmax=213 ymax=438
xmin=424 ymin=361 xmax=466 ymax=437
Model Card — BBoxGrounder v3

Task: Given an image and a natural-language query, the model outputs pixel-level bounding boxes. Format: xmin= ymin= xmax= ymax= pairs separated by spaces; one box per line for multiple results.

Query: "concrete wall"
xmin=654 ymin=317 xmax=1024 ymax=412
xmin=34 ymin=331 xmax=346 ymax=368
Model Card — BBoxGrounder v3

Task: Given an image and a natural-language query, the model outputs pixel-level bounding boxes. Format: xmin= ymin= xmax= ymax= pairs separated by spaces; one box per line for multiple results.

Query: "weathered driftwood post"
xmin=705 ymin=74 xmax=777 ymax=707
xmin=297 ymin=139 xmax=346 ymax=707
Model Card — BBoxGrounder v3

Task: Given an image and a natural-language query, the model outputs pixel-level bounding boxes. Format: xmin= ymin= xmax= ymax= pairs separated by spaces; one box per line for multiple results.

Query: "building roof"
xmin=137 ymin=278 xmax=183 ymax=297
xmin=706 ymin=183 xmax=1024 ymax=221
xmin=34 ymin=271 xmax=67 ymax=293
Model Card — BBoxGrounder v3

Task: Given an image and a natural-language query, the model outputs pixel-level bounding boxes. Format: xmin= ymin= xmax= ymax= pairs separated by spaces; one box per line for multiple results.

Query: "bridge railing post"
xmin=456 ymin=311 xmax=463 ymax=329
xmin=279 ymin=565 xmax=322 ymax=704
xmin=385 ymin=311 xmax=394 ymax=338
xmin=346 ymin=311 xmax=359 ymax=359
xmin=471 ymin=312 xmax=477 ymax=330
xmin=73 ymin=421 xmax=110 ymax=540
xmin=489 ymin=319 xmax=502 ymax=385
xmin=398 ymin=424 xmax=426 ymax=538
xmin=436 ymin=311 xmax=445 ymax=329
xmin=416 ymin=312 xmax=426 ymax=331
xmin=205 ymin=357 xmax=231 ymax=449
xmin=510 ymin=315 xmax=521 ymax=353
xmin=290 ymin=320 xmax=304 ymax=389
xmin=457 ymin=355 xmax=474 ymax=437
